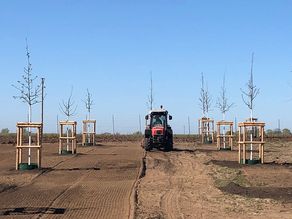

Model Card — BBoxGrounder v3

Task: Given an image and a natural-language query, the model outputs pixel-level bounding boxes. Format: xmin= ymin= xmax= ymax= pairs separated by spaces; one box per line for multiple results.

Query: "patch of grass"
xmin=212 ymin=166 xmax=250 ymax=188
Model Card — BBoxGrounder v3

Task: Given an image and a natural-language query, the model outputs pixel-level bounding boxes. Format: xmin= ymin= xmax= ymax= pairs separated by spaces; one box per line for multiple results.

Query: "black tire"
xmin=164 ymin=137 xmax=173 ymax=152
xmin=144 ymin=138 xmax=152 ymax=151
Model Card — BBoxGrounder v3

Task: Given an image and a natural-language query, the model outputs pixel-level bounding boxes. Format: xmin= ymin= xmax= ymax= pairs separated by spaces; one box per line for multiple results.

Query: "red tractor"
xmin=143 ymin=106 xmax=173 ymax=151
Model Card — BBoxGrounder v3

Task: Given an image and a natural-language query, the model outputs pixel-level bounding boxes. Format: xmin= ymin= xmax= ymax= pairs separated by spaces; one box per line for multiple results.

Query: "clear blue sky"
xmin=1 ymin=1 xmax=292 ymax=134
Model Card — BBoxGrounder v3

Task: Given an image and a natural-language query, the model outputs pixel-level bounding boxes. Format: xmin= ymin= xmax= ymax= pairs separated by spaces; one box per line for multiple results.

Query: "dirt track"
xmin=0 ymin=140 xmax=292 ymax=219
xmin=136 ymin=143 xmax=292 ymax=219
xmin=0 ymin=143 xmax=143 ymax=219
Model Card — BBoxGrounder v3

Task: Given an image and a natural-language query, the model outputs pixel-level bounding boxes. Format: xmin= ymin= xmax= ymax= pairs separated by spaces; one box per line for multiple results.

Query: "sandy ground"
xmin=0 ymin=139 xmax=291 ymax=219
xmin=0 ymin=142 xmax=143 ymax=219
xmin=136 ymin=141 xmax=292 ymax=219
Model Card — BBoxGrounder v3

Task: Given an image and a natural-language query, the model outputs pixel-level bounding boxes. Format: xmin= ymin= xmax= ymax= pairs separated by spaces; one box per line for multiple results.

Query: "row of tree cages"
xmin=198 ymin=53 xmax=265 ymax=164
xmin=198 ymin=117 xmax=234 ymax=150
xmin=13 ymin=41 xmax=97 ymax=170
xmin=58 ymin=89 xmax=96 ymax=156
xmin=58 ymin=119 xmax=97 ymax=155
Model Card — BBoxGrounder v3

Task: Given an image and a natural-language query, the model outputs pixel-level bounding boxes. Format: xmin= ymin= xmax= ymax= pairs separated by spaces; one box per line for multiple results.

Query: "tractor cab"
xmin=145 ymin=107 xmax=172 ymax=127
xmin=144 ymin=106 xmax=173 ymax=151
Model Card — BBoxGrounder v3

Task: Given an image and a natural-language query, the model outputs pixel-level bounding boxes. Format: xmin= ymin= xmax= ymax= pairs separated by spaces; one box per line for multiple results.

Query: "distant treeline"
xmin=0 ymin=128 xmax=291 ymax=144
xmin=0 ymin=132 xmax=199 ymax=144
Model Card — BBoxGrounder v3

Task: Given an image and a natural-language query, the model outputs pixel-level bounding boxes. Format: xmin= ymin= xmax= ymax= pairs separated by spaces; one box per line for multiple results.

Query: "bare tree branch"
xmin=12 ymin=38 xmax=41 ymax=113
xmin=59 ymin=87 xmax=78 ymax=120
xmin=82 ymin=89 xmax=94 ymax=119
xmin=199 ymin=72 xmax=212 ymax=116
xmin=241 ymin=52 xmax=260 ymax=115
xmin=217 ymin=74 xmax=234 ymax=118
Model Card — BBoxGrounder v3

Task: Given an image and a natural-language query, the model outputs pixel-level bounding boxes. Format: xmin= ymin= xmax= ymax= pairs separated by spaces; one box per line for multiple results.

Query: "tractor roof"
xmin=149 ymin=109 xmax=168 ymax=114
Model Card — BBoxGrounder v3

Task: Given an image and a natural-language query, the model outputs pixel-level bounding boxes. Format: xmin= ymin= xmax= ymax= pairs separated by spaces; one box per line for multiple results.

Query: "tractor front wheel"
xmin=144 ymin=138 xmax=152 ymax=151
xmin=164 ymin=137 xmax=173 ymax=152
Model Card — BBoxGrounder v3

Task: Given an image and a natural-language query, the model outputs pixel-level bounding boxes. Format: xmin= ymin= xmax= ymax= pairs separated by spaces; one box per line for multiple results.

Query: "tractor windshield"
xmin=151 ymin=114 xmax=166 ymax=127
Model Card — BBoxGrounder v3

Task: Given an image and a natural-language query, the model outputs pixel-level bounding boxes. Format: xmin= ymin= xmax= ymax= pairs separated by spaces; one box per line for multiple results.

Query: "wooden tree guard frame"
xmin=16 ymin=122 xmax=42 ymax=170
xmin=238 ymin=122 xmax=265 ymax=164
xmin=216 ymin=121 xmax=234 ymax=150
xmin=198 ymin=117 xmax=214 ymax=144
xmin=59 ymin=121 xmax=77 ymax=155
xmin=82 ymin=120 xmax=96 ymax=146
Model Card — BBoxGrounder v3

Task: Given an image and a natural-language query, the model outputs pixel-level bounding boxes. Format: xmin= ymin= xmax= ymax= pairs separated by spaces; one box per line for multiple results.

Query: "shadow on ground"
xmin=0 ymin=184 xmax=17 ymax=193
xmin=41 ymin=167 xmax=100 ymax=172
xmin=220 ymin=182 xmax=292 ymax=203
xmin=208 ymin=159 xmax=292 ymax=168
xmin=172 ymin=147 xmax=195 ymax=153
xmin=0 ymin=207 xmax=66 ymax=216
xmin=206 ymin=160 xmax=242 ymax=168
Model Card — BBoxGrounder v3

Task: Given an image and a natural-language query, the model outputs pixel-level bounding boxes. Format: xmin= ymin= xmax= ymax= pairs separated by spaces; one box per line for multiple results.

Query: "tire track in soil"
xmin=160 ymin=189 xmax=183 ymax=219
xmin=136 ymin=144 xmax=292 ymax=219
xmin=0 ymin=148 xmax=87 ymax=195
xmin=158 ymin=152 xmax=192 ymax=219
xmin=129 ymin=150 xmax=147 ymax=219
xmin=135 ymin=150 xmax=182 ymax=219
xmin=39 ymin=145 xmax=142 ymax=219
xmin=35 ymin=170 xmax=91 ymax=219
xmin=0 ymin=143 xmax=143 ymax=219
xmin=135 ymin=146 xmax=221 ymax=219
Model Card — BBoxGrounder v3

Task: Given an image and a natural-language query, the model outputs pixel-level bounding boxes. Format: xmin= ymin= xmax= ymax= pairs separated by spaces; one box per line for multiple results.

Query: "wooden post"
xmin=238 ymin=125 xmax=241 ymax=163
xmin=230 ymin=123 xmax=233 ymax=150
xmin=16 ymin=122 xmax=42 ymax=170
xmin=16 ymin=126 xmax=19 ymax=170
xmin=82 ymin=120 xmax=96 ymax=146
xmin=216 ymin=121 xmax=234 ymax=150
xmin=199 ymin=117 xmax=215 ymax=144
xmin=261 ymin=125 xmax=264 ymax=163
xmin=59 ymin=121 xmax=77 ymax=155
xmin=238 ymin=122 xmax=265 ymax=164
xmin=243 ymin=125 xmax=246 ymax=164
xmin=198 ymin=119 xmax=200 ymax=136
xmin=216 ymin=123 xmax=220 ymax=150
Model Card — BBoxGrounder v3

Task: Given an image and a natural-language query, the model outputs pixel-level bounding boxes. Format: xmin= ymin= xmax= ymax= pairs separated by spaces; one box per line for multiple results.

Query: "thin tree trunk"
xmin=87 ymin=111 xmax=91 ymax=143
xmin=250 ymin=109 xmax=253 ymax=160
xmin=28 ymin=104 xmax=32 ymax=165
xmin=66 ymin=116 xmax=69 ymax=151
xmin=223 ymin=112 xmax=226 ymax=148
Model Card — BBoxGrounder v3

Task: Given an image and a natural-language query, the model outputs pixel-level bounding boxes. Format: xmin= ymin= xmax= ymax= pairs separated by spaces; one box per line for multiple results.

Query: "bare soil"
xmin=136 ymin=140 xmax=292 ymax=219
xmin=0 ymin=142 xmax=143 ymax=219
xmin=0 ymin=138 xmax=291 ymax=219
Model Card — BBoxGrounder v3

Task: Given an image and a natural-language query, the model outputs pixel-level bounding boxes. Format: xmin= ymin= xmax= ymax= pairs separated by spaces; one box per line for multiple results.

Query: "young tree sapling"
xmin=241 ymin=52 xmax=260 ymax=160
xmin=59 ymin=88 xmax=77 ymax=151
xmin=83 ymin=89 xmax=94 ymax=143
xmin=199 ymin=73 xmax=212 ymax=140
xmin=217 ymin=74 xmax=234 ymax=148
xmin=12 ymin=39 xmax=41 ymax=165
xmin=199 ymin=72 xmax=212 ymax=117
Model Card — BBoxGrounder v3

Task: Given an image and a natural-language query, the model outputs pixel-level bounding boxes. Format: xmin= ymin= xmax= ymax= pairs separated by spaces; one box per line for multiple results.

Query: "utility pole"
xmin=188 ymin=116 xmax=191 ymax=135
xmin=57 ymin=115 xmax=59 ymax=134
xmin=112 ymin=115 xmax=115 ymax=135
xmin=139 ymin=114 xmax=142 ymax=134
xmin=41 ymin=78 xmax=45 ymax=138
xmin=234 ymin=117 xmax=237 ymax=133
xmin=184 ymin=125 xmax=186 ymax=135
xmin=150 ymin=71 xmax=153 ymax=110
xmin=278 ymin=119 xmax=281 ymax=136
xmin=147 ymin=71 xmax=154 ymax=110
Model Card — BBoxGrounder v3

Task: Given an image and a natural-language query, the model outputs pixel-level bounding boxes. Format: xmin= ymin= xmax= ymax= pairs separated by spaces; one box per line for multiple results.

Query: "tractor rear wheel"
xmin=144 ymin=138 xmax=152 ymax=151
